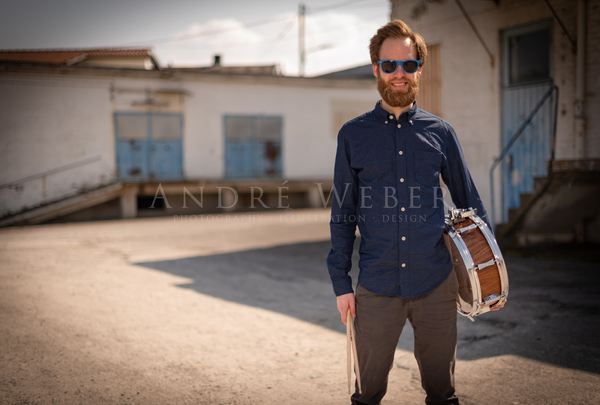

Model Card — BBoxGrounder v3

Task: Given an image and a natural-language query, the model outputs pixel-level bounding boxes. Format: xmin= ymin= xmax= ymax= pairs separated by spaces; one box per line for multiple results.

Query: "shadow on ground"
xmin=136 ymin=240 xmax=600 ymax=374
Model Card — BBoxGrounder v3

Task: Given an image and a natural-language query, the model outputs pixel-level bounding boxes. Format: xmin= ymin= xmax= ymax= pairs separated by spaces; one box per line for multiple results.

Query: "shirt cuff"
xmin=332 ymin=277 xmax=354 ymax=296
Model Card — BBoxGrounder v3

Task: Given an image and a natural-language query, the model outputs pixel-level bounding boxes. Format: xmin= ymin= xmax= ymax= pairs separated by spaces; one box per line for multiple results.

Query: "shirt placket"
xmin=391 ymin=113 xmax=410 ymax=295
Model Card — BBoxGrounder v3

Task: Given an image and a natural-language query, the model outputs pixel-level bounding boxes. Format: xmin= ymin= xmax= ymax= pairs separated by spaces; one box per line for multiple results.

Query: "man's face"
xmin=373 ymin=37 xmax=421 ymax=108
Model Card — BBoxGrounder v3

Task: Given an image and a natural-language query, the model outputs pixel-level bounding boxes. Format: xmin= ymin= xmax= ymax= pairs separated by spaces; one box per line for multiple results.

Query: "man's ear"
xmin=372 ymin=63 xmax=379 ymax=77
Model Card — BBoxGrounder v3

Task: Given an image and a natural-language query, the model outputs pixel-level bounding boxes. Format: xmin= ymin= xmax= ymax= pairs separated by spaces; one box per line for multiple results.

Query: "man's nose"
xmin=391 ymin=65 xmax=407 ymax=78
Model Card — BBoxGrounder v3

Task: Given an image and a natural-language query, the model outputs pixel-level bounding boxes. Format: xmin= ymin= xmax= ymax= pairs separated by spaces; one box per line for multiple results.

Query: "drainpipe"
xmin=574 ymin=0 xmax=586 ymax=159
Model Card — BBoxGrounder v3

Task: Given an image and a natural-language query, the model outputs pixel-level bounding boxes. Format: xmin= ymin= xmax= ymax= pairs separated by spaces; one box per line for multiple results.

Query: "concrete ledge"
xmin=0 ymin=183 xmax=123 ymax=227
xmin=551 ymin=158 xmax=600 ymax=172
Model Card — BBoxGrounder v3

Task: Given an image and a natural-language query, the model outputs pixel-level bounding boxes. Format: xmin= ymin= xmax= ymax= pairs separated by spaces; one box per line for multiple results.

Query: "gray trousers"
xmin=351 ymin=271 xmax=459 ymax=405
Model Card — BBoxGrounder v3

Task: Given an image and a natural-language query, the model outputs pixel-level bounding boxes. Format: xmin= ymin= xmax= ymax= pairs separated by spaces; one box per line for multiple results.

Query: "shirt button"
xmin=401 ymin=207 xmax=406 ymax=211
xmin=409 ymin=120 xmax=414 ymax=125
xmin=402 ymin=236 xmax=406 ymax=241
xmin=400 ymin=178 xmax=404 ymax=182
xmin=401 ymin=263 xmax=406 ymax=267
xmin=385 ymin=121 xmax=388 ymax=124
xmin=398 ymin=151 xmax=403 ymax=155
xmin=389 ymin=115 xmax=394 ymax=119
xmin=397 ymin=124 xmax=401 ymax=128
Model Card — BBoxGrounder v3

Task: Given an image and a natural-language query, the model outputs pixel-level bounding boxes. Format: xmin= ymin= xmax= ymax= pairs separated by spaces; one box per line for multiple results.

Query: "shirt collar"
xmin=374 ymin=100 xmax=419 ymax=123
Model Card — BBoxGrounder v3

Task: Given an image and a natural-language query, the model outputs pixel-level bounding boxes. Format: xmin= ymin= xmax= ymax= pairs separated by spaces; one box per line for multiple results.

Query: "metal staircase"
xmin=491 ymin=84 xmax=600 ymax=246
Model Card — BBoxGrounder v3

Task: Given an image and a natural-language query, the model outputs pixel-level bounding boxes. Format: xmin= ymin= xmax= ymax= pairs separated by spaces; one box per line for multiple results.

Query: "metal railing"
xmin=489 ymin=85 xmax=559 ymax=230
xmin=0 ymin=155 xmax=102 ymax=190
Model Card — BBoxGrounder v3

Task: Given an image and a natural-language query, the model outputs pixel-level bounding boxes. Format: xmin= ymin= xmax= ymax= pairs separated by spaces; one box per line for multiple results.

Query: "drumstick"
xmin=347 ymin=309 xmax=362 ymax=395
xmin=346 ymin=309 xmax=352 ymax=394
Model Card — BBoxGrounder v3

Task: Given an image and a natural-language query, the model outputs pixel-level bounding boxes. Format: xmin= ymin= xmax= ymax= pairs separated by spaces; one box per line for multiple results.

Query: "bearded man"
xmin=327 ymin=19 xmax=497 ymax=405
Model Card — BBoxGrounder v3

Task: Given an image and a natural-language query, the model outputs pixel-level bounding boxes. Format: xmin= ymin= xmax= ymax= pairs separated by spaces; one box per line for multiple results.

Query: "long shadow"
xmin=135 ymin=240 xmax=600 ymax=374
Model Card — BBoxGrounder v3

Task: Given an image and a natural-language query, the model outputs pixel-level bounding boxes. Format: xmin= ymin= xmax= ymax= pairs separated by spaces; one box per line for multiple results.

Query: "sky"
xmin=0 ymin=0 xmax=391 ymax=77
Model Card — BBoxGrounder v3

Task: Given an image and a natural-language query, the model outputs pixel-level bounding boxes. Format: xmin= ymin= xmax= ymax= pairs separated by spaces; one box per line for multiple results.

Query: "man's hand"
xmin=337 ymin=293 xmax=356 ymax=325
xmin=490 ymin=299 xmax=507 ymax=311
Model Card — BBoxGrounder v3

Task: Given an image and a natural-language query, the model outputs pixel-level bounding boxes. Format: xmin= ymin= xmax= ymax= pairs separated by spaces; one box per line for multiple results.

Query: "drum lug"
xmin=446 ymin=207 xmax=477 ymax=223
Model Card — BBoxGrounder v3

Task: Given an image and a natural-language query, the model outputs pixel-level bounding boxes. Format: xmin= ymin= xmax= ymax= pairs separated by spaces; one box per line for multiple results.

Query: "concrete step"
xmin=0 ymin=183 xmax=123 ymax=227
xmin=533 ymin=176 xmax=549 ymax=194
xmin=508 ymin=208 xmax=520 ymax=224
xmin=520 ymin=193 xmax=533 ymax=209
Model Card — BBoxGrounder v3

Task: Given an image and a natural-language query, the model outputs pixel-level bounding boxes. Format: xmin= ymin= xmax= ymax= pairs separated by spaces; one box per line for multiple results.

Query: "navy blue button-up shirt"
xmin=326 ymin=101 xmax=489 ymax=298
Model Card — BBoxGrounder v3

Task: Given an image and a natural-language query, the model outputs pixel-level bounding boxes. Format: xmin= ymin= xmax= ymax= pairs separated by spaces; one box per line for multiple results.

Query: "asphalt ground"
xmin=1 ymin=209 xmax=599 ymax=404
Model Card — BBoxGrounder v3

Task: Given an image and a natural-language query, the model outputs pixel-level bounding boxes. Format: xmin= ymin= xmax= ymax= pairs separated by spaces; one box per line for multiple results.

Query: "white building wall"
xmin=391 ymin=0 xmax=598 ymax=223
xmin=179 ymin=77 xmax=378 ymax=181
xmin=585 ymin=0 xmax=600 ymax=157
xmin=0 ymin=69 xmax=378 ymax=218
xmin=0 ymin=74 xmax=115 ymax=217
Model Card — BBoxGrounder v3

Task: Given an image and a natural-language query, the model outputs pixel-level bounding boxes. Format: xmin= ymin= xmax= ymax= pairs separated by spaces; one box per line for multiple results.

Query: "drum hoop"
xmin=446 ymin=226 xmax=483 ymax=318
xmin=471 ymin=216 xmax=510 ymax=303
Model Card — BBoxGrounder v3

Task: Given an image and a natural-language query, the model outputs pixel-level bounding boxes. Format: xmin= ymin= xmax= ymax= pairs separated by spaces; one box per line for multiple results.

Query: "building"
xmin=0 ymin=50 xmax=377 ymax=225
xmin=390 ymin=0 xmax=600 ymax=245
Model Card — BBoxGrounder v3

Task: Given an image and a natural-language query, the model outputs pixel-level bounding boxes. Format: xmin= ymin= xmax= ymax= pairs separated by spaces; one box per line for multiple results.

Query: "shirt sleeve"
xmin=441 ymin=123 xmax=492 ymax=230
xmin=326 ymin=129 xmax=359 ymax=296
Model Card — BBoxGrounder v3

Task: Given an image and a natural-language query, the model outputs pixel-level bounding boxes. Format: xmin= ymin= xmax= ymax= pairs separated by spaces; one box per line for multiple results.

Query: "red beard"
xmin=377 ymin=74 xmax=420 ymax=108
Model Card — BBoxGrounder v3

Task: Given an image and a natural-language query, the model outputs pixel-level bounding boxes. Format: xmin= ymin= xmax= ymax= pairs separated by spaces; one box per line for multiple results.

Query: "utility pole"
xmin=299 ymin=3 xmax=305 ymax=77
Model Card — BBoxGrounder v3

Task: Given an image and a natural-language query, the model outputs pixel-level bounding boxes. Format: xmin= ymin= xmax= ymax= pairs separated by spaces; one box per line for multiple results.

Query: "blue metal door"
xmin=500 ymin=21 xmax=553 ymax=222
xmin=116 ymin=114 xmax=150 ymax=179
xmin=224 ymin=115 xmax=282 ymax=179
xmin=150 ymin=114 xmax=183 ymax=181
xmin=115 ymin=113 xmax=183 ymax=181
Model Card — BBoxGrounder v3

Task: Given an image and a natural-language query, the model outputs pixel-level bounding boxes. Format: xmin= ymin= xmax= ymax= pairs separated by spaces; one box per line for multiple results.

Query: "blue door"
xmin=115 ymin=113 xmax=183 ymax=181
xmin=224 ymin=115 xmax=282 ymax=179
xmin=500 ymin=20 xmax=554 ymax=222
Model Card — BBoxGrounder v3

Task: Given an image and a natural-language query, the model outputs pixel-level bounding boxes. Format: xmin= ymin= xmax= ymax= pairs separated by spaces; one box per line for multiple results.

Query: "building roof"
xmin=0 ymin=48 xmax=158 ymax=67
xmin=317 ymin=64 xmax=375 ymax=79
xmin=164 ymin=65 xmax=282 ymax=76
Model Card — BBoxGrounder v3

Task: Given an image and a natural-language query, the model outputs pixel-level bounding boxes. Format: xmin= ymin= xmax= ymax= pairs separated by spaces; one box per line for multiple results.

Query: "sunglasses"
xmin=377 ymin=59 xmax=421 ymax=74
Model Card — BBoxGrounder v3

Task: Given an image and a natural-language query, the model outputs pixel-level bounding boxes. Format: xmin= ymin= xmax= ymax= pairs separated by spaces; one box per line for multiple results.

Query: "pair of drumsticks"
xmin=346 ymin=309 xmax=362 ymax=395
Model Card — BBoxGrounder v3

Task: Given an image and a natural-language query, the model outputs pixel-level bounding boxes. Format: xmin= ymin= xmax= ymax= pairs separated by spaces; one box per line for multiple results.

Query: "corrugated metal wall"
xmin=500 ymin=83 xmax=555 ymax=221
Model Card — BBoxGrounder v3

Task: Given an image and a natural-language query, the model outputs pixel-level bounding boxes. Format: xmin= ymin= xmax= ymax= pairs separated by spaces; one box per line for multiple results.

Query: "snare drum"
xmin=443 ymin=208 xmax=508 ymax=320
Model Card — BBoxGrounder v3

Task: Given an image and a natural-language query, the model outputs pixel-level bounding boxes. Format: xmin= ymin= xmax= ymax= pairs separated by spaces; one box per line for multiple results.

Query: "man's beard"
xmin=377 ymin=74 xmax=419 ymax=108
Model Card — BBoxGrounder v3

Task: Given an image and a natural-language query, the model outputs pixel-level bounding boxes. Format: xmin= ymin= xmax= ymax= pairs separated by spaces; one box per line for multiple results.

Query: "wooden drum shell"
xmin=444 ymin=214 xmax=508 ymax=319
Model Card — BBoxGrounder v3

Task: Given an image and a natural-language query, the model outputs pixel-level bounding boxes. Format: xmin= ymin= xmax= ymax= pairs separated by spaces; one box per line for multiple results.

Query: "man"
xmin=326 ymin=20 xmax=502 ymax=405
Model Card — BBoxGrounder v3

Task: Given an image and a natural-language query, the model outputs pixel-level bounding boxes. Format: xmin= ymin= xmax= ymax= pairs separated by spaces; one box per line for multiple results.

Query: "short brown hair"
xmin=369 ymin=19 xmax=428 ymax=67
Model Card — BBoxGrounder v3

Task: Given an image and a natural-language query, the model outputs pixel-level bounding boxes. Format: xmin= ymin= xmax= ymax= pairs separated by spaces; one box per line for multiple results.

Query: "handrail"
xmin=0 ymin=155 xmax=102 ymax=189
xmin=490 ymin=84 xmax=559 ymax=230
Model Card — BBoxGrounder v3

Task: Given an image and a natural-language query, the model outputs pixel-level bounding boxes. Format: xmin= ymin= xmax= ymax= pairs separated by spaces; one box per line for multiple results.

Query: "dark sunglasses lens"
xmin=381 ymin=61 xmax=398 ymax=73
xmin=402 ymin=60 xmax=418 ymax=73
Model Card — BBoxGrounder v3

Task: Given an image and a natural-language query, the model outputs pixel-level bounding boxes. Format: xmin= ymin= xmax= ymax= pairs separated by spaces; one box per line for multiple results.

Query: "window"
xmin=502 ymin=20 xmax=552 ymax=86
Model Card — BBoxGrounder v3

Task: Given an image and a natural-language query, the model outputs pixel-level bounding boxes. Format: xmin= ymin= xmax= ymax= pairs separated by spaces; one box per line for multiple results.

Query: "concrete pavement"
xmin=1 ymin=209 xmax=599 ymax=404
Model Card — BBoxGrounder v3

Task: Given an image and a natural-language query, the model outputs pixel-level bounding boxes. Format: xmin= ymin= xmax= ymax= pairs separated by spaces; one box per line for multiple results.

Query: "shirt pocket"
xmin=413 ymin=151 xmax=442 ymax=188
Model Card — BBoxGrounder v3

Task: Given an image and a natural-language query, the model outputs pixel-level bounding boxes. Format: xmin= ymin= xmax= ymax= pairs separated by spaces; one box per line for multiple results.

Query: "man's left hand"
xmin=490 ymin=299 xmax=507 ymax=311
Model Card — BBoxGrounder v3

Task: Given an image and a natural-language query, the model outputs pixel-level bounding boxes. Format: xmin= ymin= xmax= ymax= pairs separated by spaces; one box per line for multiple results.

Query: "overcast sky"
xmin=0 ymin=0 xmax=391 ymax=76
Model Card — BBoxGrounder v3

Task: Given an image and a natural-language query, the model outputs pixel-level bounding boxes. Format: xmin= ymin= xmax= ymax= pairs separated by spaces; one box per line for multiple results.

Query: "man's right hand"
xmin=337 ymin=292 xmax=356 ymax=325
